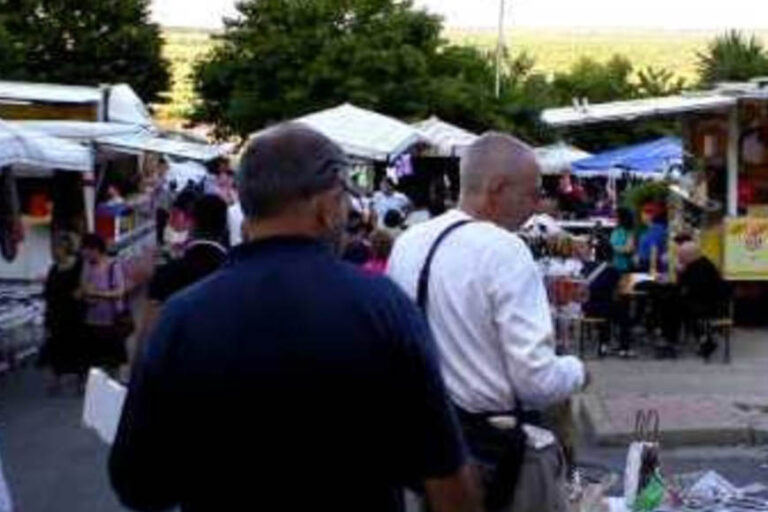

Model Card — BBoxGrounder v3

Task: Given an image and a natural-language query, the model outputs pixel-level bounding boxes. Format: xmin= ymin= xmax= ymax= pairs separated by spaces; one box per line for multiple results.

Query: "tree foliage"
xmin=191 ymin=0 xmax=693 ymax=148
xmin=0 ymin=0 xmax=171 ymax=103
xmin=193 ymin=0 xmax=442 ymax=137
xmin=697 ymin=30 xmax=768 ymax=86
xmin=552 ymin=55 xmax=636 ymax=104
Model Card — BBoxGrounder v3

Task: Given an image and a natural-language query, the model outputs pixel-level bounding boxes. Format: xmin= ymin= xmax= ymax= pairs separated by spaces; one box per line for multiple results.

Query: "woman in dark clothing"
xmin=39 ymin=233 xmax=85 ymax=390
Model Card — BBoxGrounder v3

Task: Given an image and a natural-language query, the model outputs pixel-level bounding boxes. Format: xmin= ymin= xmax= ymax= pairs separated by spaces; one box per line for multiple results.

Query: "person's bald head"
xmin=459 ymin=132 xmax=541 ymax=230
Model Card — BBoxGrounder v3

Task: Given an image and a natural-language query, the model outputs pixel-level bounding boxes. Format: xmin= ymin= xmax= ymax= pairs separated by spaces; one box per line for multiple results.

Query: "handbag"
xmin=109 ymin=262 xmax=135 ymax=341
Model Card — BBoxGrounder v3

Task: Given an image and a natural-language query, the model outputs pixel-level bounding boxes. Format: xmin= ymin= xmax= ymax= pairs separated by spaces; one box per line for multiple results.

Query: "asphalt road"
xmin=2 ymin=365 xmax=767 ymax=512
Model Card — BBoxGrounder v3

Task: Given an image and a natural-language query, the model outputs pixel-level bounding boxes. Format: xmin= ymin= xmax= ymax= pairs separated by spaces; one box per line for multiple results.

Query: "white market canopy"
xmin=9 ymin=121 xmax=145 ymax=141
xmin=0 ymin=119 xmax=93 ymax=173
xmin=534 ymin=143 xmax=592 ymax=175
xmin=541 ymin=94 xmax=736 ymax=128
xmin=296 ymin=103 xmax=426 ymax=161
xmin=0 ymin=80 xmax=154 ymax=128
xmin=412 ymin=116 xmax=478 ymax=157
xmin=97 ymin=132 xmax=229 ymax=163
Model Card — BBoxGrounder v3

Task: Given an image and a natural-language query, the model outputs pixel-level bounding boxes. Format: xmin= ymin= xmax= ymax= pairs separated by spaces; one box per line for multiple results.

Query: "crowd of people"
xmin=37 ymin=159 xmax=239 ymax=393
xmin=582 ymin=200 xmax=729 ymax=360
xmin=102 ymin=125 xmax=586 ymax=512
xmin=30 ymin=121 xmax=731 ymax=512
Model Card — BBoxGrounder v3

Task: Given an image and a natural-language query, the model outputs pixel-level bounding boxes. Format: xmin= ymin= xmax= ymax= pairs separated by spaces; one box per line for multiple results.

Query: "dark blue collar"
xmin=228 ymin=236 xmax=330 ymax=264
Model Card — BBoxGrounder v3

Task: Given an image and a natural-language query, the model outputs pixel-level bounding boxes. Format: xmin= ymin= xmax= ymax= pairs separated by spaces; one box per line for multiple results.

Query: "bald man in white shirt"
xmin=388 ymin=133 xmax=586 ymax=512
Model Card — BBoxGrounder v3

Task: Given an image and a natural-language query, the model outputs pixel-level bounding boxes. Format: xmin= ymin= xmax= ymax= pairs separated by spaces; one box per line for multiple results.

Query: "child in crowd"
xmin=363 ymin=230 xmax=394 ymax=275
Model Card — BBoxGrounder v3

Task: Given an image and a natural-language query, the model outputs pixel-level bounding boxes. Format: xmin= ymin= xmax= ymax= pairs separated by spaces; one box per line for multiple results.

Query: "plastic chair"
xmin=699 ymin=300 xmax=734 ymax=364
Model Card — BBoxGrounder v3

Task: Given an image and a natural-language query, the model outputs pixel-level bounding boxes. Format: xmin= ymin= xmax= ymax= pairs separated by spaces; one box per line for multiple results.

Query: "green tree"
xmin=545 ymin=56 xmax=684 ymax=152
xmin=192 ymin=0 xmax=543 ymax=139
xmin=637 ymin=66 xmax=686 ymax=97
xmin=697 ymin=30 xmax=768 ymax=86
xmin=193 ymin=0 xmax=442 ymax=137
xmin=0 ymin=0 xmax=170 ymax=103
xmin=551 ymin=55 xmax=636 ymax=105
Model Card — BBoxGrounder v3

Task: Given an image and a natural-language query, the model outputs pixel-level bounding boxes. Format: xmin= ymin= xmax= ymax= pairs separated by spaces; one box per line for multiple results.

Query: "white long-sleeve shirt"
xmin=388 ymin=209 xmax=585 ymax=414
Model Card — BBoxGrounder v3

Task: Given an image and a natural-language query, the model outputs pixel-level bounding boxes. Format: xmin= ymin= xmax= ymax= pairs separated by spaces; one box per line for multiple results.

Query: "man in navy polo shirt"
xmin=109 ymin=124 xmax=479 ymax=512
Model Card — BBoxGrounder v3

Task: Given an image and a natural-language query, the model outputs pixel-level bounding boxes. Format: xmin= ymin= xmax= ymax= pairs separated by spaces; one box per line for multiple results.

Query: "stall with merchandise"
xmin=543 ymin=82 xmax=768 ymax=323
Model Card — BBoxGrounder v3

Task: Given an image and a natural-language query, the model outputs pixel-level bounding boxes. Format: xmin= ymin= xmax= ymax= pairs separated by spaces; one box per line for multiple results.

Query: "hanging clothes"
xmin=0 ymin=167 xmax=23 ymax=263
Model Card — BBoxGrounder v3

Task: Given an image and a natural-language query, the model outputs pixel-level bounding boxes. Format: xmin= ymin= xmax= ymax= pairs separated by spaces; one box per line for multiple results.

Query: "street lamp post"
xmin=495 ymin=0 xmax=506 ymax=98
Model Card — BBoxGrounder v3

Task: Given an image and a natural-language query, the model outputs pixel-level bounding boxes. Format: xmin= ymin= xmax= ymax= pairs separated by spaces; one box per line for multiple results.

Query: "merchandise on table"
xmin=0 ymin=282 xmax=45 ymax=367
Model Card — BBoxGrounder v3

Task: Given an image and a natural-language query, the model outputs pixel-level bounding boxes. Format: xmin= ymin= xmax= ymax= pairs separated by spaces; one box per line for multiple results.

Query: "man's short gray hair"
xmin=460 ymin=132 xmax=536 ymax=195
xmin=238 ymin=123 xmax=347 ymax=219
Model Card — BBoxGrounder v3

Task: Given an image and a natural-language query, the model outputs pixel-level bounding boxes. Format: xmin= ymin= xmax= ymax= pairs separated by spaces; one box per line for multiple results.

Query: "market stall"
xmin=0 ymin=80 xmax=152 ymax=126
xmin=535 ymin=142 xmax=592 ymax=176
xmin=290 ymin=103 xmax=431 ymax=193
xmin=0 ymin=81 xmax=231 ymax=292
xmin=571 ymin=136 xmax=683 ymax=180
xmin=413 ymin=116 xmax=478 ymax=158
xmin=0 ymin=121 xmax=95 ymax=371
xmin=542 ymin=81 xmax=768 ymax=322
xmin=0 ymin=120 xmax=94 ymax=281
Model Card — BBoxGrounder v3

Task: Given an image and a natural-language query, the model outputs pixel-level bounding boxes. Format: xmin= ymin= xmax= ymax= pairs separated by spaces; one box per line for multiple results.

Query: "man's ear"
xmin=485 ymin=175 xmax=506 ymax=212
xmin=313 ymin=190 xmax=336 ymax=230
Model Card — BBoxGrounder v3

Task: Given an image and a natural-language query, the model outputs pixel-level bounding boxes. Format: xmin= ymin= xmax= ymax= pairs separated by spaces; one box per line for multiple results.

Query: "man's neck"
xmin=458 ymin=198 xmax=489 ymax=222
xmin=245 ymin=217 xmax=319 ymax=242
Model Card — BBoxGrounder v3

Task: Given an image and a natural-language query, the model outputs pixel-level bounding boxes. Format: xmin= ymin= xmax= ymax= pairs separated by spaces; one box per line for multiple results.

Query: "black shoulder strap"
xmin=417 ymin=220 xmax=474 ymax=313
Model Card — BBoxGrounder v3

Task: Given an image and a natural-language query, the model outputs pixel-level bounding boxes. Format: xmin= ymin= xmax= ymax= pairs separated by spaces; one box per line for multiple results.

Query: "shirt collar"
xmin=228 ymin=236 xmax=329 ymax=263
xmin=186 ymin=239 xmax=228 ymax=255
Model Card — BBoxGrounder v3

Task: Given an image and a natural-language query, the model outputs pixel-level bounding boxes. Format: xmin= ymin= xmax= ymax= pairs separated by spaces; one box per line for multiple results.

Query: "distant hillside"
xmin=447 ymin=27 xmax=768 ymax=80
xmin=157 ymin=26 xmax=768 ymax=124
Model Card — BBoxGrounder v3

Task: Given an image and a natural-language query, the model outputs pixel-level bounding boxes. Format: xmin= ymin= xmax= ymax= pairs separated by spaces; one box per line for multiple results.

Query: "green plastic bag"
xmin=633 ymin=471 xmax=665 ymax=512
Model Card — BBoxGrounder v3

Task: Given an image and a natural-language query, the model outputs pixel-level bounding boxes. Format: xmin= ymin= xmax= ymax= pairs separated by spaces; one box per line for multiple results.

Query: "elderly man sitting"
xmin=659 ymin=240 xmax=729 ymax=359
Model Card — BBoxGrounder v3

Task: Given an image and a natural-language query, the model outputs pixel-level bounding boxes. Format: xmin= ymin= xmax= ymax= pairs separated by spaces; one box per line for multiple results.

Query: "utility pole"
xmin=495 ymin=0 xmax=506 ymax=98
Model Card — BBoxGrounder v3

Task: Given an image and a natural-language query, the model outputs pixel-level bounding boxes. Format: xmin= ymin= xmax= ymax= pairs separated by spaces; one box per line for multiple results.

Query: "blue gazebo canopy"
xmin=572 ymin=136 xmax=682 ymax=178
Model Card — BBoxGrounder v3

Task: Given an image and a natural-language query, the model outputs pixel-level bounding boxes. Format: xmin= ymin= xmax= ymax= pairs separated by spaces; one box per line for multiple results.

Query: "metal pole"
xmin=727 ymin=106 xmax=739 ymax=217
xmin=495 ymin=0 xmax=506 ymax=98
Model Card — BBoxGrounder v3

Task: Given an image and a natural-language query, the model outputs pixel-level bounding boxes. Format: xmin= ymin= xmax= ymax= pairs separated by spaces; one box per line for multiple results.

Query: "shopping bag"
xmin=623 ymin=410 xmax=662 ymax=511
xmin=82 ymin=368 xmax=127 ymax=445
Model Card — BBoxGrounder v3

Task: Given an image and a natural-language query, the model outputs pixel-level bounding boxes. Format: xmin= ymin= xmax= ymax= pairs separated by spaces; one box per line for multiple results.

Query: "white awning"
xmin=97 ymin=132 xmax=228 ymax=162
xmin=296 ymin=103 xmax=426 ymax=161
xmin=413 ymin=116 xmax=478 ymax=157
xmin=0 ymin=119 xmax=93 ymax=172
xmin=0 ymin=81 xmax=154 ymax=128
xmin=108 ymin=84 xmax=154 ymax=127
xmin=542 ymin=94 xmax=737 ymax=128
xmin=9 ymin=121 xmax=146 ymax=141
xmin=0 ymin=80 xmax=102 ymax=105
xmin=534 ymin=143 xmax=592 ymax=175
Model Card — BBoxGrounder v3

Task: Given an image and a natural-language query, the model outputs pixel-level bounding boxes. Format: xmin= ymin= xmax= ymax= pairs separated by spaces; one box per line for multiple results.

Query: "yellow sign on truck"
xmin=724 ymin=217 xmax=768 ymax=280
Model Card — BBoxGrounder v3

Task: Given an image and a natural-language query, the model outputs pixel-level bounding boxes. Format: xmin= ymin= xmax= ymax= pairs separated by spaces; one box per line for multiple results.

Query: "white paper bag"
xmin=82 ymin=368 xmax=127 ymax=445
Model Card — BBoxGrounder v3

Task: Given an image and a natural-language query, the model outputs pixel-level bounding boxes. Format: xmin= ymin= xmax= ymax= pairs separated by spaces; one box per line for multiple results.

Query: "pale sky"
xmin=152 ymin=0 xmax=768 ymax=30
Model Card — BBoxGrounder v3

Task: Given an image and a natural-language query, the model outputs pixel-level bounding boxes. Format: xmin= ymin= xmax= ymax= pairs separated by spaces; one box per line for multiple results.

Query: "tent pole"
xmin=495 ymin=0 xmax=506 ymax=98
xmin=726 ymin=106 xmax=739 ymax=217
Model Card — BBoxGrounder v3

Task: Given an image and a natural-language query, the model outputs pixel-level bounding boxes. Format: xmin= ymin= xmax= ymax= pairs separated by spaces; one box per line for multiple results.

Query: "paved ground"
xmin=1 ymin=368 xmax=126 ymax=512
xmin=581 ymin=329 xmax=768 ymax=447
xmin=2 ymin=329 xmax=768 ymax=511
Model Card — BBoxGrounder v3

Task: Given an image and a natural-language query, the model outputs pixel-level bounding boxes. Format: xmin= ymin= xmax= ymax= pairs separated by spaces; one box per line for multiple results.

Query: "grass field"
xmin=157 ymin=26 xmax=768 ymax=125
